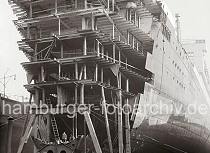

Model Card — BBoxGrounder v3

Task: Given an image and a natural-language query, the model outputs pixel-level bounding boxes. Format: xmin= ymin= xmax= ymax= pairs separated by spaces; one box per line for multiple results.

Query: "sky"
xmin=0 ymin=0 xmax=210 ymax=101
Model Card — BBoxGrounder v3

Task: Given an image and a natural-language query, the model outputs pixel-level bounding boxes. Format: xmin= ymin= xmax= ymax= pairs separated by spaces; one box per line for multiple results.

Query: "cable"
xmin=57 ymin=115 xmax=73 ymax=134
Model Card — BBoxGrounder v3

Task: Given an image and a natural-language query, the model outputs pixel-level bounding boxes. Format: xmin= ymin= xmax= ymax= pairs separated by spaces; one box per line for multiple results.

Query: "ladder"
xmin=46 ymin=98 xmax=61 ymax=143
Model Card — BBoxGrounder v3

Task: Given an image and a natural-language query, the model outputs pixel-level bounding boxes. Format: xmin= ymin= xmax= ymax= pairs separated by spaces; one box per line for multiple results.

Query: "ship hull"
xmin=131 ymin=120 xmax=210 ymax=153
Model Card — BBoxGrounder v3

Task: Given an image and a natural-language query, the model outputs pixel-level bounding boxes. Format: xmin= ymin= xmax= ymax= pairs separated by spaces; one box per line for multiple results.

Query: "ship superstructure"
xmin=7 ymin=0 xmax=210 ymax=153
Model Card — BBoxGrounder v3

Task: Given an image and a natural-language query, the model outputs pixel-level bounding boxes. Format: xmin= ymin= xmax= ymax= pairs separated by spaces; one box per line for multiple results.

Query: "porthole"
xmin=47 ymin=150 xmax=53 ymax=153
xmin=60 ymin=151 xmax=66 ymax=153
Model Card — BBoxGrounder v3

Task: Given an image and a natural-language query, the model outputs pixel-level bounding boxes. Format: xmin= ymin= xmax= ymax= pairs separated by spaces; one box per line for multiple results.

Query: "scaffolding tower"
xmin=8 ymin=0 xmax=155 ymax=153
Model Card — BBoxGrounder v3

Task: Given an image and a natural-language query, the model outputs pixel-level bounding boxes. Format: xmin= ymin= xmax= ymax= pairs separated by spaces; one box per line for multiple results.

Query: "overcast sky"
xmin=0 ymin=0 xmax=210 ymax=101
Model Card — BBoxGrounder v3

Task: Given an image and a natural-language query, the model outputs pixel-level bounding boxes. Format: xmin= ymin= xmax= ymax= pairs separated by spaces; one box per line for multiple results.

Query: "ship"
xmin=1 ymin=0 xmax=210 ymax=153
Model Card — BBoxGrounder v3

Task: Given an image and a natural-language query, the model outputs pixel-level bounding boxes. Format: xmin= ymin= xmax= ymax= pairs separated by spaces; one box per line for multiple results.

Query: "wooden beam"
xmin=34 ymin=42 xmax=38 ymax=61
xmin=112 ymin=23 xmax=115 ymax=39
xmin=29 ymin=2 xmax=32 ymax=18
xmin=83 ymin=36 xmax=87 ymax=55
xmin=57 ymin=85 xmax=63 ymax=105
xmin=27 ymin=26 xmax=30 ymax=39
xmin=107 ymin=0 xmax=110 ymax=11
xmin=41 ymin=65 xmax=45 ymax=82
xmin=58 ymin=62 xmax=61 ymax=80
xmin=118 ymin=50 xmax=121 ymax=66
xmin=95 ymin=64 xmax=98 ymax=81
xmin=84 ymin=112 xmax=102 ymax=153
xmin=102 ymin=46 xmax=104 ymax=58
xmin=84 ymin=64 xmax=87 ymax=80
xmin=33 ymin=89 xmax=39 ymax=153
xmin=132 ymin=35 xmax=135 ymax=49
xmin=101 ymin=68 xmax=104 ymax=83
xmin=17 ymin=115 xmax=36 ymax=153
xmin=126 ymin=78 xmax=129 ymax=92
xmin=125 ymin=98 xmax=131 ymax=153
xmin=130 ymin=95 xmax=139 ymax=121
xmin=61 ymin=42 xmax=64 ymax=58
xmin=101 ymin=87 xmax=113 ymax=153
xmin=113 ymin=45 xmax=116 ymax=63
xmin=91 ymin=12 xmax=95 ymax=30
xmin=112 ymin=0 xmax=115 ymax=12
xmin=96 ymin=40 xmax=100 ymax=56
xmin=106 ymin=51 xmax=109 ymax=60
xmin=137 ymin=42 xmax=139 ymax=51
xmin=75 ymin=85 xmax=78 ymax=138
xmin=55 ymin=0 xmax=57 ymax=14
xmin=84 ymin=0 xmax=87 ymax=9
xmin=134 ymin=11 xmax=137 ymax=25
xmin=125 ymin=58 xmax=128 ymax=69
xmin=58 ymin=18 xmax=61 ymax=35
xmin=75 ymin=0 xmax=77 ymax=8
xmin=127 ymin=30 xmax=129 ymax=45
xmin=21 ymin=93 xmax=33 ymax=137
xmin=79 ymin=66 xmax=84 ymax=80
xmin=138 ymin=16 xmax=140 ymax=28
xmin=80 ymin=84 xmax=85 ymax=104
xmin=75 ymin=62 xmax=78 ymax=80
xmin=117 ymin=73 xmax=123 ymax=153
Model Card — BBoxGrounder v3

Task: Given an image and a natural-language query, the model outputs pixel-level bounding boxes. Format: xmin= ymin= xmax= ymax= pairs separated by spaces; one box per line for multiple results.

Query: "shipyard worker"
xmin=62 ymin=132 xmax=67 ymax=143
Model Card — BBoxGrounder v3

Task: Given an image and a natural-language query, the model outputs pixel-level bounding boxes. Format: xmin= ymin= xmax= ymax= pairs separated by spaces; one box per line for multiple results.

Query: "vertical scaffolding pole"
xmin=80 ymin=84 xmax=85 ymax=104
xmin=75 ymin=62 xmax=78 ymax=80
xmin=91 ymin=12 xmax=95 ymax=30
xmin=112 ymin=0 xmax=115 ymax=12
xmin=58 ymin=18 xmax=61 ymax=35
xmin=117 ymin=72 xmax=123 ymax=153
xmin=125 ymin=98 xmax=131 ymax=153
xmin=29 ymin=2 xmax=32 ymax=18
xmin=61 ymin=42 xmax=64 ymax=58
xmin=137 ymin=42 xmax=139 ymax=51
xmin=96 ymin=40 xmax=100 ymax=56
xmin=75 ymin=0 xmax=77 ymax=8
xmin=84 ymin=64 xmax=87 ymax=80
xmin=132 ymin=35 xmax=135 ymax=49
xmin=41 ymin=65 xmax=45 ymax=82
xmin=101 ymin=68 xmax=104 ymax=83
xmin=138 ymin=16 xmax=140 ymax=28
xmin=83 ymin=36 xmax=87 ymax=55
xmin=127 ymin=30 xmax=130 ymax=45
xmin=74 ymin=84 xmax=78 ymax=138
xmin=34 ymin=43 xmax=38 ymax=61
xmin=55 ymin=0 xmax=57 ymax=14
xmin=102 ymin=46 xmax=104 ymax=58
xmin=58 ymin=62 xmax=61 ymax=79
xmin=113 ymin=45 xmax=116 ymax=63
xmin=95 ymin=64 xmax=98 ymax=81
xmin=125 ymin=78 xmax=131 ymax=153
xmin=112 ymin=24 xmax=115 ymax=39
xmin=107 ymin=0 xmax=110 ymax=11
xmin=118 ymin=50 xmax=121 ymax=66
